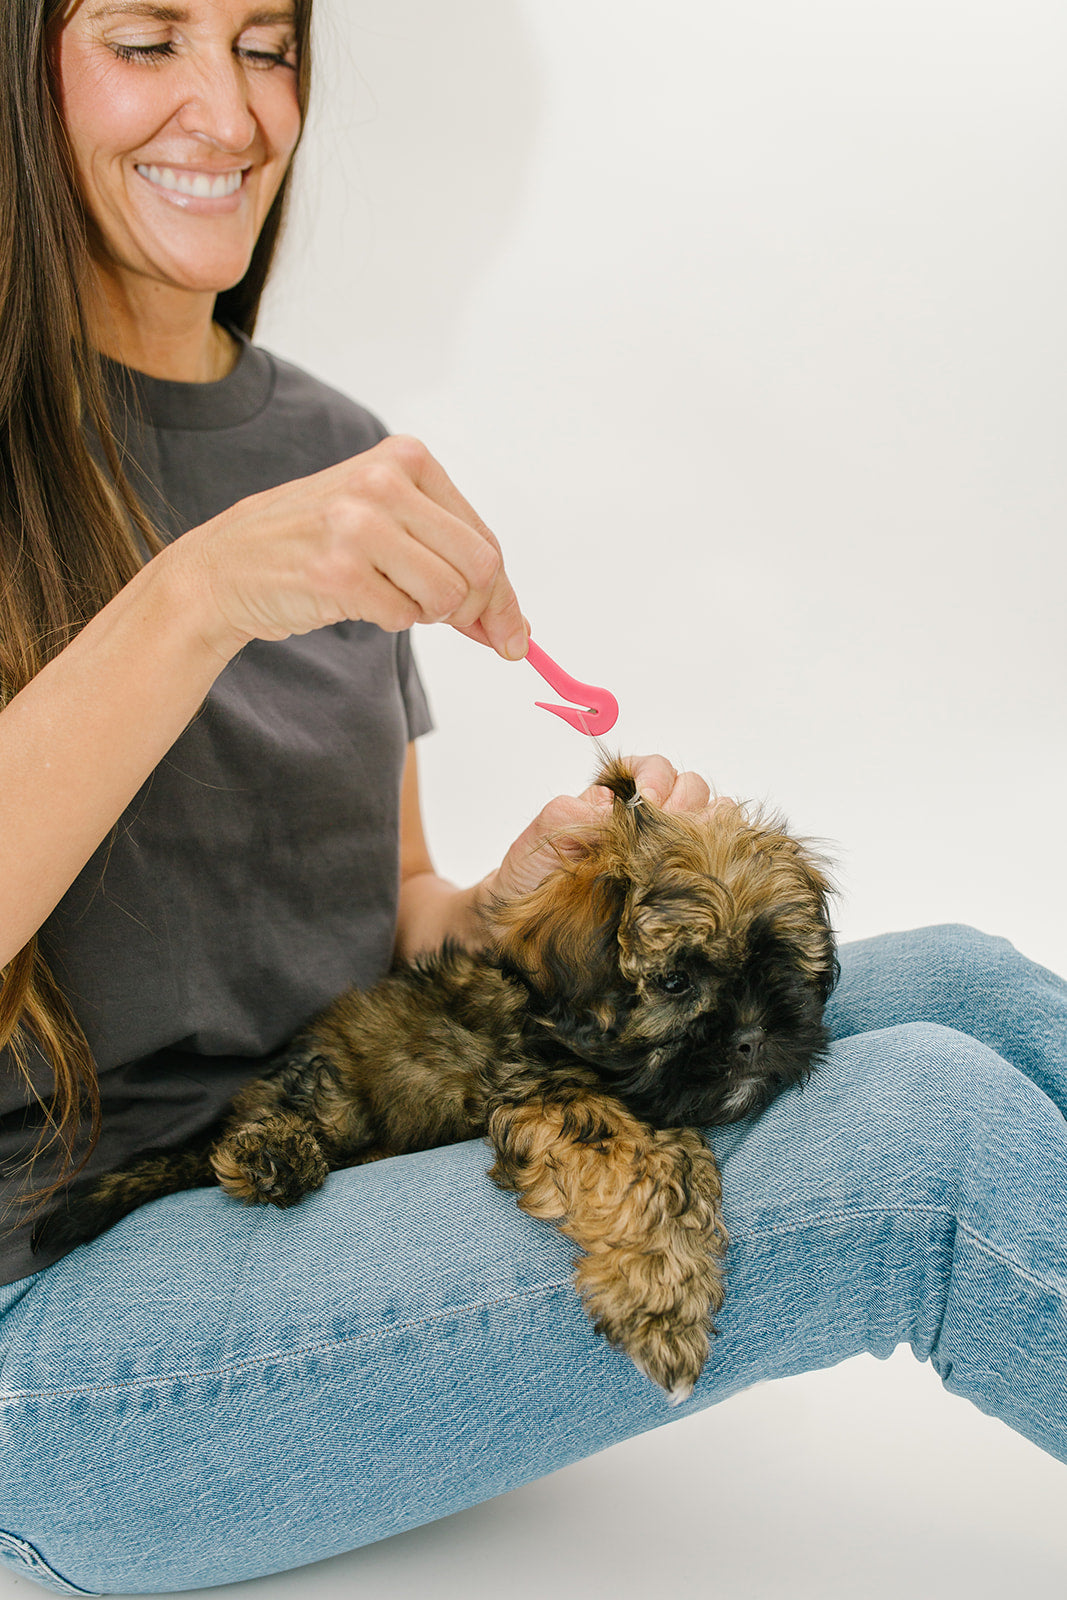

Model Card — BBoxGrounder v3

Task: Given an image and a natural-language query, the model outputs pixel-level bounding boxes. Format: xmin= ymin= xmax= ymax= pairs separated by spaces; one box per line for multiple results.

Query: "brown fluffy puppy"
xmin=35 ymin=759 xmax=837 ymax=1399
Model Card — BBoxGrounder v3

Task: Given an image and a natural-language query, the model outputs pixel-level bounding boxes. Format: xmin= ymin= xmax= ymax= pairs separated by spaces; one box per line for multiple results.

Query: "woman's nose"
xmin=175 ymin=56 xmax=257 ymax=153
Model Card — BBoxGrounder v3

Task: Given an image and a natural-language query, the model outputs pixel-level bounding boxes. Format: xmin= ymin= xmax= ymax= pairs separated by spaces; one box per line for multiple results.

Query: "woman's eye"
xmin=112 ymin=42 xmax=176 ymax=63
xmin=656 ymin=971 xmax=691 ymax=996
xmin=239 ymin=47 xmax=295 ymax=68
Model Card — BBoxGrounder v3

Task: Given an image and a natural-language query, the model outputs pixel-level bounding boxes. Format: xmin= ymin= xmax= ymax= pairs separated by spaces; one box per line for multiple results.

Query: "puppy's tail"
xmin=30 ymin=1143 xmax=216 ymax=1256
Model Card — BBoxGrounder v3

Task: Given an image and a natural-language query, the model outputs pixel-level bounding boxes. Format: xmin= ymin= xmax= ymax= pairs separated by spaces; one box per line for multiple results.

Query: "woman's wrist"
xmin=155 ymin=525 xmax=250 ymax=667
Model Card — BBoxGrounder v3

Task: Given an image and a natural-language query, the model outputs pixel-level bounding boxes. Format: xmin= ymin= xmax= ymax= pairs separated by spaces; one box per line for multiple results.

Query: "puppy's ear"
xmin=491 ymin=865 xmax=626 ymax=995
xmin=790 ymin=843 xmax=838 ymax=999
xmin=754 ymin=829 xmax=839 ymax=1000
xmin=489 ymin=861 xmax=633 ymax=1044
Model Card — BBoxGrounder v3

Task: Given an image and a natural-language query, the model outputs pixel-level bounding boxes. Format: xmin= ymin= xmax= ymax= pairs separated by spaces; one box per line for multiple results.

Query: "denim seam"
xmin=731 ymin=1202 xmax=957 ymax=1241
xmin=0 ymin=1274 xmax=575 ymax=1404
xmin=736 ymin=1204 xmax=1066 ymax=1301
xmin=0 ymin=1530 xmax=97 ymax=1595
xmin=956 ymin=1221 xmax=1067 ymax=1298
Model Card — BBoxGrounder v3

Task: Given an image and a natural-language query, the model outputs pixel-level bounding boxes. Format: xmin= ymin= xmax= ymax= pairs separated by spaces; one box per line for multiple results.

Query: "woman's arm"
xmin=394 ymin=745 xmax=714 ymax=961
xmin=0 ymin=436 xmax=523 ymax=969
xmin=394 ymin=747 xmax=487 ymax=959
xmin=0 ymin=551 xmax=229 ymax=968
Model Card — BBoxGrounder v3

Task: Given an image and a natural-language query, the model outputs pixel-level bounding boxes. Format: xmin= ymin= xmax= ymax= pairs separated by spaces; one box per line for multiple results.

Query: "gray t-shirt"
xmin=0 ymin=333 xmax=432 ymax=1284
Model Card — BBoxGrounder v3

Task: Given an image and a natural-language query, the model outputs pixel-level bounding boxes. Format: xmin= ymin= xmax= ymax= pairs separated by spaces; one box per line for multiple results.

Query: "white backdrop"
xmin=112 ymin=1 xmax=1067 ymax=1596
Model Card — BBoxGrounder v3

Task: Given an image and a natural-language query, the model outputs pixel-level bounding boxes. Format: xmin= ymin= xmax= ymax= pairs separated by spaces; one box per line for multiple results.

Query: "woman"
xmin=0 ymin=2 xmax=1065 ymax=1594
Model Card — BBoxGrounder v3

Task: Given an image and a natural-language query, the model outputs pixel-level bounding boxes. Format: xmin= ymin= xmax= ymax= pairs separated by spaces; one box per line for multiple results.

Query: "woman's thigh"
xmin=2 ymin=995 xmax=1066 ymax=1593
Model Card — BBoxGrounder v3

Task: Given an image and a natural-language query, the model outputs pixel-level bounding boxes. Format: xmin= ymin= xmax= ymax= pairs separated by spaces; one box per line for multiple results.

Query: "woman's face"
xmin=53 ymin=1 xmax=302 ymax=309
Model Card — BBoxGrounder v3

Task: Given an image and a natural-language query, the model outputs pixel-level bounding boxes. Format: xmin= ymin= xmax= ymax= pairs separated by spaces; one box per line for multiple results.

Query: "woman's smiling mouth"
xmin=134 ymin=164 xmax=248 ymax=204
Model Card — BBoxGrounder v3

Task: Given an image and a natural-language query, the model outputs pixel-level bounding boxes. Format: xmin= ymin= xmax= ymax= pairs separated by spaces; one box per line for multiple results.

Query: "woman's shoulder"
xmin=251 ymin=339 xmax=390 ymax=457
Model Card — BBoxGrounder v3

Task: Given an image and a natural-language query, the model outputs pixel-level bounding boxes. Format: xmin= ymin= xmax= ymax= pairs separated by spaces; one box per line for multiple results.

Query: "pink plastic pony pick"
xmin=524 ymin=639 xmax=619 ymax=736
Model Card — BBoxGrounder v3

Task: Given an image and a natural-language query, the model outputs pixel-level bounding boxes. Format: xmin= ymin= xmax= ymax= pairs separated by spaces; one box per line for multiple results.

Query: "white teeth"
xmin=136 ymin=165 xmax=244 ymax=199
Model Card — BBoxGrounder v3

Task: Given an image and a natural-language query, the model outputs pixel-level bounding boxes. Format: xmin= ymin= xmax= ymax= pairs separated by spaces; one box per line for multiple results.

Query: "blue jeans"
xmin=1 ymin=925 xmax=1065 ymax=1596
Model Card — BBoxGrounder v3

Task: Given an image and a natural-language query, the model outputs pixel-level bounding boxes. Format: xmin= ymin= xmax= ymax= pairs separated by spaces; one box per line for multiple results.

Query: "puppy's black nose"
xmin=733 ymin=1026 xmax=766 ymax=1063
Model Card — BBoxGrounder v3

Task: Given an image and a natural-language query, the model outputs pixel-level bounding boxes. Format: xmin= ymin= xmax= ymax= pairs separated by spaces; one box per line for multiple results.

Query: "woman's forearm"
xmin=0 ymin=545 xmax=231 ymax=968
xmin=394 ymin=870 xmax=497 ymax=962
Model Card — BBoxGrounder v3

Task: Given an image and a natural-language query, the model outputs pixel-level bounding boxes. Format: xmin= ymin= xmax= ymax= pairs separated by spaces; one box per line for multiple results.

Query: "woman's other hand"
xmin=484 ymin=757 xmax=716 ymax=906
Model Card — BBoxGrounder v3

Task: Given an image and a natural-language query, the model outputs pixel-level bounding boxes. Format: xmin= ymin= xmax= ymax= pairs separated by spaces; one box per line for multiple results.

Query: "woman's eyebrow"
xmin=85 ymin=4 xmax=297 ymax=24
xmin=86 ymin=2 xmax=186 ymax=17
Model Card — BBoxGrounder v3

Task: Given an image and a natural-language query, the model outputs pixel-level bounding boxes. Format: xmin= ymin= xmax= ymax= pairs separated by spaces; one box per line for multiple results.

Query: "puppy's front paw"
xmin=575 ymin=1231 xmax=724 ymax=1402
xmin=577 ymin=1128 xmax=728 ymax=1399
xmin=488 ymin=1097 xmax=729 ymax=1399
xmin=210 ymin=1117 xmax=329 ymax=1207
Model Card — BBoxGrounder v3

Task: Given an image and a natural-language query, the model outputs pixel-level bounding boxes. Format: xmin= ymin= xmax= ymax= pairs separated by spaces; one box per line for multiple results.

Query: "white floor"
xmin=7 ymin=1348 xmax=1064 ymax=1600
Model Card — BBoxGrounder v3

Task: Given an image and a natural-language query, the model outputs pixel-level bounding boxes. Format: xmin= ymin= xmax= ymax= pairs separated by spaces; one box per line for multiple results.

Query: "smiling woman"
xmin=0 ymin=0 xmax=548 ymax=1266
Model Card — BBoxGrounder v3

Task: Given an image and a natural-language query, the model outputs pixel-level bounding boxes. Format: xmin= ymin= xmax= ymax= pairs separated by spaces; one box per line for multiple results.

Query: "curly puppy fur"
xmin=35 ymin=759 xmax=837 ymax=1399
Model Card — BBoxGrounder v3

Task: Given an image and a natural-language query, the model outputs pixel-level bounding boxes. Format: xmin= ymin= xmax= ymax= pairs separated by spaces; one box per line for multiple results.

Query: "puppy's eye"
xmin=656 ymin=970 xmax=692 ymax=996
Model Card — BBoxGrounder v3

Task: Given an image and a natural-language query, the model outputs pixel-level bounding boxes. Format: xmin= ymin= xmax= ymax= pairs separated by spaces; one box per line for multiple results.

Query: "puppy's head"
xmin=491 ymin=759 xmax=837 ymax=1128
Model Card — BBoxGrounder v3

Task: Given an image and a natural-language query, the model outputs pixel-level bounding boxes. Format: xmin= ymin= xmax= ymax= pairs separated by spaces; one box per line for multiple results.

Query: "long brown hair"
xmin=0 ymin=0 xmax=314 ymax=1216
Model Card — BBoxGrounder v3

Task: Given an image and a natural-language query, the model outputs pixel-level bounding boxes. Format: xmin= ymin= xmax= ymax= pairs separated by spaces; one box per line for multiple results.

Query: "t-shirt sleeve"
xmin=398 ymin=631 xmax=434 ymax=741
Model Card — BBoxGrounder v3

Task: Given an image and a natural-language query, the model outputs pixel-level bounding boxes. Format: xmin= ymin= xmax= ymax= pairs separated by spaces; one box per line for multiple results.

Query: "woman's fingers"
xmin=621 ymin=755 xmax=710 ymax=813
xmin=360 ymin=506 xmax=527 ymax=657
xmin=379 ymin=438 xmax=527 ymax=658
xmin=357 ymin=519 xmax=489 ymax=627
xmin=661 ymin=769 xmax=712 ymax=813
xmin=488 ymin=790 xmax=610 ymax=903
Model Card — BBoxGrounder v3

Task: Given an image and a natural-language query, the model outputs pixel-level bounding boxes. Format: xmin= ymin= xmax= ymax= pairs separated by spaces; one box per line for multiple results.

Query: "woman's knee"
xmin=830 ymin=1015 xmax=1029 ymax=1125
xmin=707 ymin=1020 xmax=1060 ymax=1376
xmin=719 ymin=1019 xmax=1050 ymax=1225
xmin=906 ymin=923 xmax=1027 ymax=995
xmin=828 ymin=923 xmax=1031 ymax=1039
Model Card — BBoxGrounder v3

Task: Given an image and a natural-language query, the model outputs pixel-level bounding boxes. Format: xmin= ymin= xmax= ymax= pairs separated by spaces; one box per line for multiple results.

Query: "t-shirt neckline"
xmin=100 ymin=325 xmax=274 ymax=432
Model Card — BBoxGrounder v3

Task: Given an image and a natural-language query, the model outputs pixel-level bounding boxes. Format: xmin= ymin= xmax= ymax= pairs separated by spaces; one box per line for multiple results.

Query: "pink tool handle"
xmin=524 ymin=638 xmax=619 ymax=736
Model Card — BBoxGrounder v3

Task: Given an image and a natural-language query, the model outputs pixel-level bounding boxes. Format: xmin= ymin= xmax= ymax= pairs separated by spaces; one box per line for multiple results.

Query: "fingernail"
xmin=640 ymin=787 xmax=662 ymax=806
xmin=504 ymin=627 xmax=529 ymax=661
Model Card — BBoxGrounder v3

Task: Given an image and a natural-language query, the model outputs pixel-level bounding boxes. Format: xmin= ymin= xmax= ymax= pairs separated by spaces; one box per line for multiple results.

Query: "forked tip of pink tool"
xmin=524 ymin=638 xmax=619 ymax=737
